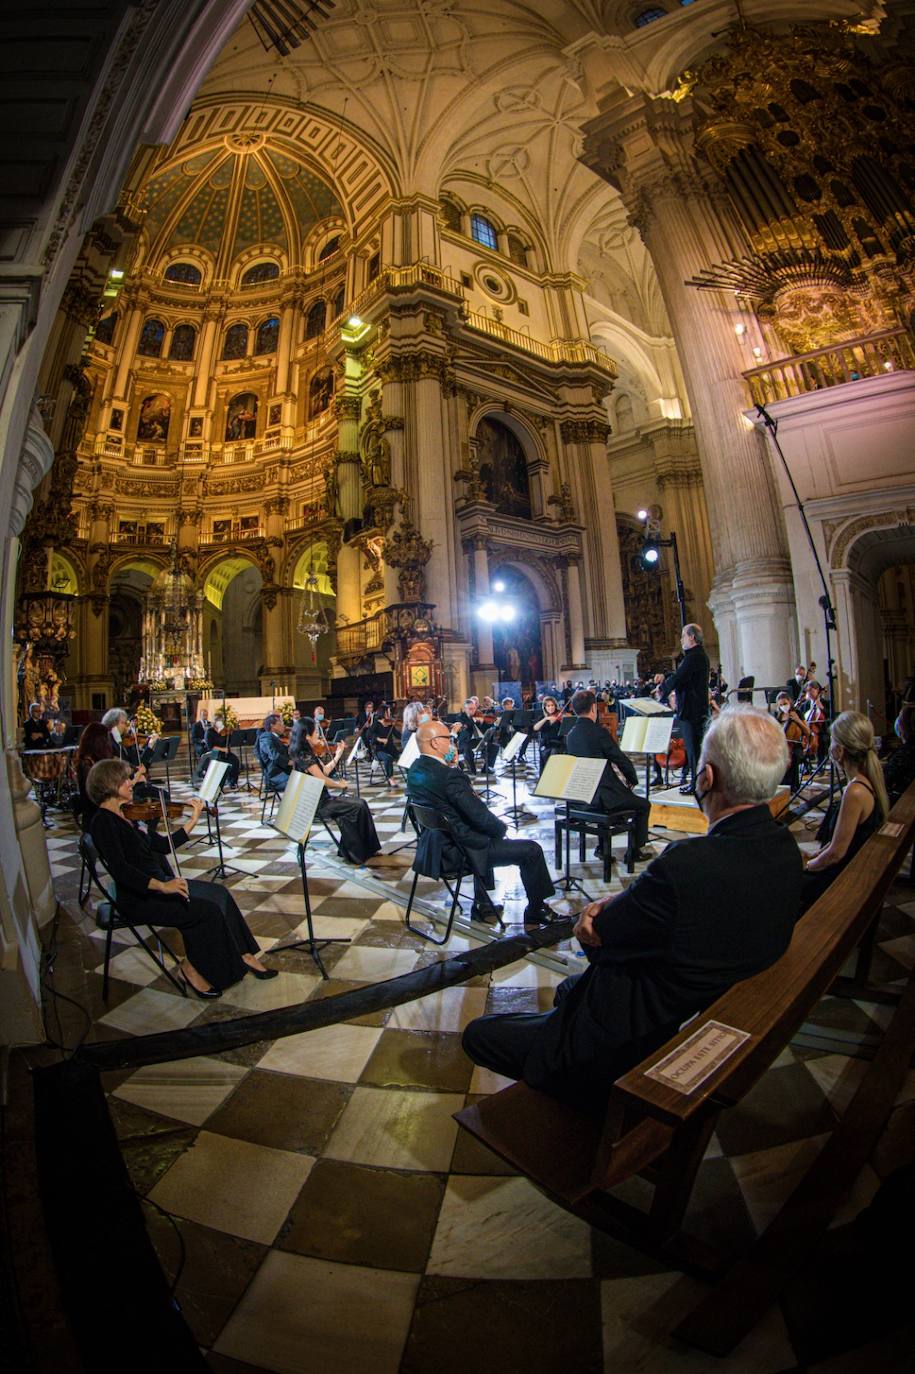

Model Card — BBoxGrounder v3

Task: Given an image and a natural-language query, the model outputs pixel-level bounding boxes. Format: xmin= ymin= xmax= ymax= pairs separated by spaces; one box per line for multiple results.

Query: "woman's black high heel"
xmin=178 ymin=967 xmax=221 ymax=1000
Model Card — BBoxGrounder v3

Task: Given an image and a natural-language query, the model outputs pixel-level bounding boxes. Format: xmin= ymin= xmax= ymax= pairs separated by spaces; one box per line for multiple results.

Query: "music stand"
xmin=474 ymin=724 xmax=500 ymax=805
xmin=199 ymin=760 xmax=244 ymax=880
xmin=148 ymin=734 xmax=181 ymax=792
xmin=268 ymin=772 xmax=350 ymax=977
xmin=501 ymin=730 xmax=535 ymax=825
xmin=231 ymin=727 xmax=257 ymax=791
xmin=619 ymin=704 xmax=675 ymax=797
xmin=534 ymin=755 xmax=605 ymax=899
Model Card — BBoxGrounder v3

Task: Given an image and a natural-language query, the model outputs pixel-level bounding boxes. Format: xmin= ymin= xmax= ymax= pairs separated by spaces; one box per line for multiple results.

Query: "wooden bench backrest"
xmin=604 ymin=781 xmax=915 ymax=1138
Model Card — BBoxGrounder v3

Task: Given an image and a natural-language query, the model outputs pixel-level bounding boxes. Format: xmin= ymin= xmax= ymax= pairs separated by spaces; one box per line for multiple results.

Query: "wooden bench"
xmin=455 ymin=780 xmax=915 ymax=1274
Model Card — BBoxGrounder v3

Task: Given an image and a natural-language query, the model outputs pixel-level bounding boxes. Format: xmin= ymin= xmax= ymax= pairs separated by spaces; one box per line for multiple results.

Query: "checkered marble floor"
xmin=35 ymin=760 xmax=915 ymax=1372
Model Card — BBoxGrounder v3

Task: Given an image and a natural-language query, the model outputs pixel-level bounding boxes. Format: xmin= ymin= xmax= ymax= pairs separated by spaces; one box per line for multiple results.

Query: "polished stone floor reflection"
xmin=38 ymin=756 xmax=915 ymax=1372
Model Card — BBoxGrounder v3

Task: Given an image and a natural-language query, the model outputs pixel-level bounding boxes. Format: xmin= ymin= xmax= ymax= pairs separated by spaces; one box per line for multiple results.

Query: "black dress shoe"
xmin=523 ymin=902 xmax=561 ymax=925
xmin=678 ymin=784 xmax=695 ymax=796
xmin=470 ymin=903 xmax=504 ymax=923
xmin=625 ymin=847 xmax=655 ymax=865
xmin=248 ymin=966 xmax=279 ymax=980
xmin=178 ymin=973 xmax=221 ymax=1000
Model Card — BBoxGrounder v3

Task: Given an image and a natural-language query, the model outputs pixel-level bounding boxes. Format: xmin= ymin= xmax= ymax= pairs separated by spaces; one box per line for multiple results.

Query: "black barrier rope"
xmin=75 ymin=918 xmax=575 ymax=1073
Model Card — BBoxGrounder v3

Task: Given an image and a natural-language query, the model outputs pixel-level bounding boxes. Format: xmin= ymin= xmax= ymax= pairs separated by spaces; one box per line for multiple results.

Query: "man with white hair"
xmin=462 ymin=707 xmax=803 ymax=1110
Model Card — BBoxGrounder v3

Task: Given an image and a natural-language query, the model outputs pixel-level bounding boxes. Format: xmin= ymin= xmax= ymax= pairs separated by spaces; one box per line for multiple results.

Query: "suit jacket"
xmin=407 ymin=753 xmax=505 ymax=887
xmin=566 ymin=716 xmax=638 ymax=809
xmin=260 ymin=730 xmax=292 ymax=787
xmin=524 ymin=804 xmax=803 ymax=1108
xmin=662 ymin=645 xmax=710 ymax=724
xmin=191 ymin=719 xmax=208 ymax=755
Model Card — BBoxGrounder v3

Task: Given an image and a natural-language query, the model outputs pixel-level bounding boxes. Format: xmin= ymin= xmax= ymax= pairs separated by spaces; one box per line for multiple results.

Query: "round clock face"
xmin=414 ymin=618 xmax=430 ymax=633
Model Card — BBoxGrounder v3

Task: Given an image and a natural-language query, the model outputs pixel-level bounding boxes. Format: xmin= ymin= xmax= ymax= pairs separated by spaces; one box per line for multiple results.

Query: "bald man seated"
xmin=407 ymin=720 xmax=558 ymax=924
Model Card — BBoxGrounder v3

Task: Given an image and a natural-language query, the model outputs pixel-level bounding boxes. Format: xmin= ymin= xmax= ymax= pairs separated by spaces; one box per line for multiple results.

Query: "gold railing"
xmin=336 ymin=614 xmax=383 ymax=655
xmin=464 ymin=312 xmax=617 ymax=373
xmin=742 ymin=327 xmax=914 ymax=405
xmin=346 ymin=263 xmax=465 ymax=322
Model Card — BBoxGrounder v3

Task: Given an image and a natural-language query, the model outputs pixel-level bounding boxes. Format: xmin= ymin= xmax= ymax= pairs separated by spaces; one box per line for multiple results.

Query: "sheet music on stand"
xmin=198 ymin=758 xmax=230 ymax=804
xmin=623 ymin=696 xmax=673 ymax=716
xmin=534 ymin=755 xmax=604 ymax=804
xmin=398 ymin=733 xmax=420 ymax=770
xmin=273 ymin=771 xmax=325 ymax=844
xmin=501 ymin=729 xmax=528 ymax=763
xmin=346 ymin=736 xmax=366 ymax=766
xmin=621 ymin=715 xmax=674 ymax=755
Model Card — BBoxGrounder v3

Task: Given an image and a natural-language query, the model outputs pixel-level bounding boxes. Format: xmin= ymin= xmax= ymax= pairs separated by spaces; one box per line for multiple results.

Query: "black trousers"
xmin=462 ymin=971 xmax=581 ymax=1079
xmin=130 ymin=878 xmax=258 ymax=990
xmin=592 ymin=792 xmax=651 ymax=854
xmin=319 ymin=794 xmax=381 ymax=863
xmin=678 ymin=716 xmax=708 ymax=789
xmin=473 ymin=836 xmax=555 ymax=910
xmin=459 ymin=736 xmax=477 ymax=773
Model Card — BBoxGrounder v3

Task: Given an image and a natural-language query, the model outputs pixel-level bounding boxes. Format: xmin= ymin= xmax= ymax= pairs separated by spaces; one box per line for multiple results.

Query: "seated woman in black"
xmin=532 ymin=695 xmax=565 ymax=772
xmin=369 ymin=704 xmax=400 ymax=786
xmin=773 ymin=690 xmax=812 ymax=792
xmin=801 ymin=711 xmax=888 ymax=913
xmin=87 ymin=758 xmax=276 ymax=997
xmin=297 ymin=718 xmax=382 ymax=864
xmin=75 ymin=722 xmax=115 ymax=830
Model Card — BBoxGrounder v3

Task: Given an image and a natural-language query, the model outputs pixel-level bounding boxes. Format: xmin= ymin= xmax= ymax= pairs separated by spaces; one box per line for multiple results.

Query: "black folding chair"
xmin=78 ymin=834 xmax=186 ymax=1001
xmin=403 ymin=803 xmax=479 ymax=946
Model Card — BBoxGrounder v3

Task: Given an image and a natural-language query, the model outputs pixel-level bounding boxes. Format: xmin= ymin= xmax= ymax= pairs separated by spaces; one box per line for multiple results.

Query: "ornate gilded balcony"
xmin=742 ymin=327 xmax=914 ymax=405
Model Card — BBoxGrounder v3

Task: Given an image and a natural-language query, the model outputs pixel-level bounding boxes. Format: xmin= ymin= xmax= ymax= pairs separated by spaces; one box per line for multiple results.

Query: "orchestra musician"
xmin=87 ymin=757 xmax=277 ymax=997
xmin=202 ymin=712 xmax=240 ymax=787
xmin=773 ymin=690 xmax=812 ymax=791
xmin=532 ymin=695 xmax=565 ymax=770
xmin=566 ymin=688 xmax=653 ymax=866
xmin=801 ymin=681 xmax=828 ymax=760
xmin=75 ymin=722 xmax=116 ymax=829
xmin=660 ymin=624 xmax=710 ymax=796
xmin=400 ymin=700 xmax=430 ymax=753
xmin=369 ymin=703 xmax=401 ymax=786
xmin=496 ymin=696 xmax=529 ymax=763
xmin=295 ymin=718 xmax=382 ymax=864
xmin=260 ymin=711 xmax=295 ymax=791
xmin=101 ymin=707 xmax=162 ymax=805
xmin=191 ymin=707 xmax=209 ymax=759
xmin=456 ymin=698 xmax=483 ymax=773
xmin=355 ymin=700 xmax=376 ymax=733
xmin=24 ymin=702 xmax=52 ymax=750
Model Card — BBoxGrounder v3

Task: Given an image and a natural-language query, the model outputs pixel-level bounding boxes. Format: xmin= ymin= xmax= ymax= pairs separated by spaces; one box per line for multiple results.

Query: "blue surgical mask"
xmin=419 ymin=712 xmax=430 ymax=724
xmin=444 ymin=745 xmax=456 ymax=764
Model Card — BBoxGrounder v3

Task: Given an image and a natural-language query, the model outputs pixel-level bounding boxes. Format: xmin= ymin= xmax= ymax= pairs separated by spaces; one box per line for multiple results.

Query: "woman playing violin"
xmin=87 ymin=758 xmax=276 ymax=997
xmin=533 ymin=695 xmax=565 ymax=770
xmin=296 ymin=718 xmax=382 ymax=863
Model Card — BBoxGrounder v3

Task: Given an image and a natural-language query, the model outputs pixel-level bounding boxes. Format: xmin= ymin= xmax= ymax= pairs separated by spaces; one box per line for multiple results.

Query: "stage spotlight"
xmin=499 ymin=603 xmax=516 ymax=622
xmin=636 ymin=508 xmax=648 ymax=521
xmin=639 ymin=541 xmax=660 ymax=569
xmin=478 ymin=601 xmax=498 ymax=621
xmin=492 ymin=579 xmax=505 ymax=592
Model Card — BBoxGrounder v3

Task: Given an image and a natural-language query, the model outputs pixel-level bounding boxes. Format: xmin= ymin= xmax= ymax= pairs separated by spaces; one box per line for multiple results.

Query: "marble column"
xmin=583 ymin=95 xmax=796 ymax=689
xmin=563 ymin=556 xmax=587 ymax=670
xmin=471 ymin=535 xmax=496 ymax=671
xmin=334 ymin=393 xmax=364 ymax=626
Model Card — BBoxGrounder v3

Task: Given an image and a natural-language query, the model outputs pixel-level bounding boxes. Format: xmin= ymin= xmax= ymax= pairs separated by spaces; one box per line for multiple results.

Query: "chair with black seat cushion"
xmin=554 ymin=803 xmax=639 ymax=881
xmin=79 ymin=833 xmax=187 ymax=1002
xmin=403 ymin=802 xmax=477 ymax=946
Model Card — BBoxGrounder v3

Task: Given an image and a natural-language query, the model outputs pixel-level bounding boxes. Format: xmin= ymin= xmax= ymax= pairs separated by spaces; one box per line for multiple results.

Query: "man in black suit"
xmin=463 ymin=707 xmax=803 ymax=1111
xmin=662 ymin=622 xmax=710 ymax=795
xmin=260 ymin=711 xmax=293 ymax=791
xmin=191 ymin=708 xmax=209 ymax=759
xmin=566 ymin=688 xmax=652 ymax=864
xmin=407 ymin=720 xmax=557 ymax=924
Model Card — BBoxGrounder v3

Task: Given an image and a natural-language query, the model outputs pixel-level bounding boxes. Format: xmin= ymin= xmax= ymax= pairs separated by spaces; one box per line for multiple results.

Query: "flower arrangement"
xmin=136 ymin=703 xmax=163 ymax=736
xmin=188 ymin=677 xmax=213 ymax=691
xmin=149 ymin=678 xmax=169 ymax=692
xmin=278 ymin=698 xmax=296 ymax=727
xmin=219 ymin=703 xmax=240 ymax=735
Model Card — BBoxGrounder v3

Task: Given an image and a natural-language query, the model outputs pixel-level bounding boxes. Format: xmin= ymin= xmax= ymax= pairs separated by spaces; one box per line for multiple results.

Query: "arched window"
xmin=305 ymin=299 xmax=327 ymax=339
xmin=222 ymin=323 xmax=249 ymax=360
xmin=137 ymin=393 xmax=171 ymax=443
xmin=95 ymin=312 xmax=117 ymax=345
xmin=507 ymin=233 xmax=529 ymax=267
xmin=168 ymin=323 xmax=196 ymax=361
xmin=225 ymin=392 xmax=258 ymax=441
xmin=254 ymin=316 xmax=279 ymax=355
xmin=470 ymin=213 xmax=498 ymax=250
xmin=331 ymin=285 xmax=345 ymax=318
xmin=309 ymin=370 xmax=334 ymax=418
xmin=164 ymin=261 xmax=202 ymax=285
xmin=634 ymin=7 xmax=667 ymax=26
xmin=137 ymin=318 xmax=165 ymax=358
xmin=318 ymin=236 xmax=340 ymax=260
xmin=441 ymin=198 xmax=462 ymax=232
xmin=241 ymin=261 xmax=280 ymax=287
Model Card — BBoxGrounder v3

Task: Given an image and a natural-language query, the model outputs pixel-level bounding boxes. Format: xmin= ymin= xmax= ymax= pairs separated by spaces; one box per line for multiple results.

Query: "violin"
xmin=123 ymin=800 xmax=193 ymax=822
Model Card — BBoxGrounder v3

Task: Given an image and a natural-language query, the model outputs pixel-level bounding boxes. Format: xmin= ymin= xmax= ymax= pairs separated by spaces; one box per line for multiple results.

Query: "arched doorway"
xmin=488 ymin=566 xmax=542 ymax=689
xmin=834 ymin=522 xmax=915 ymax=720
xmin=203 ymin=557 xmax=263 ymax=694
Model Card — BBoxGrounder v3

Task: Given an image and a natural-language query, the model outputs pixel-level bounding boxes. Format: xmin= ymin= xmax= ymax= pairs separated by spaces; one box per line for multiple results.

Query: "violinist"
xmin=203 ymin=711 xmax=240 ymax=787
xmin=313 ymin=704 xmax=331 ymax=751
xmin=456 ymin=698 xmax=483 ymax=774
xmin=532 ymin=695 xmax=565 ymax=770
xmin=296 ymin=717 xmax=382 ymax=864
xmin=75 ymin=722 xmax=115 ymax=829
xmin=774 ymin=690 xmax=811 ymax=790
xmin=400 ymin=700 xmax=430 ymax=752
xmin=369 ymin=703 xmax=401 ymax=786
xmin=101 ymin=707 xmax=161 ymax=802
xmin=355 ymin=700 xmax=376 ymax=733
xmin=260 ymin=711 xmax=294 ymax=791
xmin=801 ymin=682 xmax=828 ymax=761
xmin=87 ymin=758 xmax=276 ymax=997
xmin=497 ymin=696 xmax=528 ymax=763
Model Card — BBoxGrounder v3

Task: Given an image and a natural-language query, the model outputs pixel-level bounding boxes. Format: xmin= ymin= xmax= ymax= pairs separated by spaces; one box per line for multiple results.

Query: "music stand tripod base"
xmin=503 ymin=758 xmax=536 ymax=826
xmin=202 ymin=800 xmax=246 ymax=880
xmin=269 ymin=842 xmax=350 ymax=978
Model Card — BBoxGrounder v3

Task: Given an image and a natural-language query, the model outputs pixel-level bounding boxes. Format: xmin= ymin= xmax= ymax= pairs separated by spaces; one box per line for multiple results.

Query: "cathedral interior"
xmin=2 ymin=2 xmax=915 ymax=1371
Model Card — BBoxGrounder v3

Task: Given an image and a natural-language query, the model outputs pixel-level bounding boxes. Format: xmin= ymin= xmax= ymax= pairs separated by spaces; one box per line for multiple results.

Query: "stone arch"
xmin=469 ymin=407 xmax=549 ymax=520
xmin=198 ymin=550 xmax=261 ymax=606
xmin=489 ymin=552 xmax=560 ymax=613
xmin=286 ymin=537 xmax=336 ymax=593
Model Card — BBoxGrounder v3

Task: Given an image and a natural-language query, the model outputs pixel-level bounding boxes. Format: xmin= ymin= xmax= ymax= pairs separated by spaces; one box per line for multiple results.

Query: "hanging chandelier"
xmin=296 ymin=566 xmax=329 ymax=646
